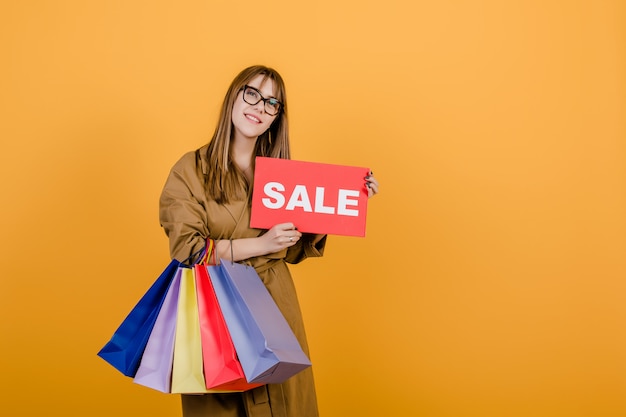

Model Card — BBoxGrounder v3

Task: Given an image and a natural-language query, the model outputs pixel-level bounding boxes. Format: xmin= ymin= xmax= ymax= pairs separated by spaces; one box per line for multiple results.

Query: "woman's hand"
xmin=365 ymin=171 xmax=379 ymax=198
xmin=260 ymin=222 xmax=302 ymax=252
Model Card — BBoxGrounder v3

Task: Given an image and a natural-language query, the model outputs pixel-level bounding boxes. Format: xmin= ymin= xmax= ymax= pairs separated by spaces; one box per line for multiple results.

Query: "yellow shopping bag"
xmin=171 ymin=267 xmax=208 ymax=394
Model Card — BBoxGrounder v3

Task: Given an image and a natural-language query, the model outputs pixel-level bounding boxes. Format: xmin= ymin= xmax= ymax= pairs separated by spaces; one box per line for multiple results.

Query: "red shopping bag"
xmin=195 ymin=264 xmax=262 ymax=391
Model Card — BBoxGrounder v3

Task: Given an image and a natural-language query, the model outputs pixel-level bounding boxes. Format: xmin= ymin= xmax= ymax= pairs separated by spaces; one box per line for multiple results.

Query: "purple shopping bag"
xmin=133 ymin=268 xmax=182 ymax=392
xmin=208 ymin=260 xmax=311 ymax=384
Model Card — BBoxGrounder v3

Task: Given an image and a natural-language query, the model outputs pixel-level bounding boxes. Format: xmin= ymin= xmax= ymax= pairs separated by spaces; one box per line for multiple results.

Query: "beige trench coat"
xmin=159 ymin=145 xmax=325 ymax=417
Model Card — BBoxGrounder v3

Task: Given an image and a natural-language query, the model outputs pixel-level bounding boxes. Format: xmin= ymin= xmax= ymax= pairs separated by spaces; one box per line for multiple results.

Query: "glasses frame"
xmin=241 ymin=85 xmax=283 ymax=116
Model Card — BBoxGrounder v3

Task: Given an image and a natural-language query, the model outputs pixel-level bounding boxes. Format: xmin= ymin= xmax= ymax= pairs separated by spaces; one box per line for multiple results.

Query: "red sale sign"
xmin=250 ymin=157 xmax=370 ymax=237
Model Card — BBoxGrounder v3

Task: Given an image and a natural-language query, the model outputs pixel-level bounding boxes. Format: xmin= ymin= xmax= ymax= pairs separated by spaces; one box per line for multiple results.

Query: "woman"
xmin=159 ymin=65 xmax=379 ymax=417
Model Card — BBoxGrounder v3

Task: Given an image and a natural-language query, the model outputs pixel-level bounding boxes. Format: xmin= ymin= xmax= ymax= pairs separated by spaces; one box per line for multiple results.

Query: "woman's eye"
xmin=246 ymin=90 xmax=259 ymax=99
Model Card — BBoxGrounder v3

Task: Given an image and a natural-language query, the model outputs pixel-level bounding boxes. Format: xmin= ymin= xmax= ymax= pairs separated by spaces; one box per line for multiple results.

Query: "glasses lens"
xmin=265 ymin=98 xmax=281 ymax=115
xmin=243 ymin=86 xmax=261 ymax=105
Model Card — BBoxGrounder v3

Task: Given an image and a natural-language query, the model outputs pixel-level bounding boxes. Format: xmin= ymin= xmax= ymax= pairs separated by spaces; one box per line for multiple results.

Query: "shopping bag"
xmin=133 ymin=268 xmax=183 ymax=392
xmin=209 ymin=260 xmax=312 ymax=384
xmin=171 ymin=267 xmax=208 ymax=394
xmin=195 ymin=264 xmax=262 ymax=391
xmin=97 ymin=260 xmax=180 ymax=376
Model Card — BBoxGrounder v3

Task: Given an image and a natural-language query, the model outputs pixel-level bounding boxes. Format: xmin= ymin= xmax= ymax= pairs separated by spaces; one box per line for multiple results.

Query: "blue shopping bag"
xmin=97 ymin=259 xmax=180 ymax=377
xmin=133 ymin=267 xmax=182 ymax=392
xmin=208 ymin=260 xmax=311 ymax=384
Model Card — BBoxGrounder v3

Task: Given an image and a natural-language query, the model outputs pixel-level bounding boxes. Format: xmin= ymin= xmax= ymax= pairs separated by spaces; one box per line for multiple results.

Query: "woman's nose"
xmin=252 ymin=99 xmax=265 ymax=113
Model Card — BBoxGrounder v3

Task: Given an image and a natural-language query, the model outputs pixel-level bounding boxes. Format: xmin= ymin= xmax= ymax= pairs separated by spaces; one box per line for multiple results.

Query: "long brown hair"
xmin=205 ymin=65 xmax=290 ymax=203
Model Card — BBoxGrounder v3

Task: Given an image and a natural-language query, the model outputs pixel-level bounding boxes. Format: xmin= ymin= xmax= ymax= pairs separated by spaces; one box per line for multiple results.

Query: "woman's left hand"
xmin=365 ymin=171 xmax=379 ymax=198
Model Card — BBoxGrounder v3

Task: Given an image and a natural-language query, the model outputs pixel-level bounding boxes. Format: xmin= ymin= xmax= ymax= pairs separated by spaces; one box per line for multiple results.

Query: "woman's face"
xmin=231 ymin=74 xmax=279 ymax=143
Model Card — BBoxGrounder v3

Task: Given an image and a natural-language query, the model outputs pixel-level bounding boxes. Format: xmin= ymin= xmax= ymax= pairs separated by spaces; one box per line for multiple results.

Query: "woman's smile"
xmin=244 ymin=113 xmax=262 ymax=123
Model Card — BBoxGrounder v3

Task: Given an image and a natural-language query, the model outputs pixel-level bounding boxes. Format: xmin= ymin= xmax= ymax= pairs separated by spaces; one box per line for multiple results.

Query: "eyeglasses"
xmin=241 ymin=85 xmax=283 ymax=116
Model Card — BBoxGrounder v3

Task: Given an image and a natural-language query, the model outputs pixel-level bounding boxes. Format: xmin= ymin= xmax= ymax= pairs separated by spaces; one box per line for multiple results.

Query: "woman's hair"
xmin=205 ymin=65 xmax=290 ymax=204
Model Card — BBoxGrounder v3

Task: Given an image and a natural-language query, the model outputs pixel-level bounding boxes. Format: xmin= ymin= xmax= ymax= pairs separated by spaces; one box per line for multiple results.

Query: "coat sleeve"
xmin=284 ymin=233 xmax=327 ymax=264
xmin=159 ymin=152 xmax=209 ymax=263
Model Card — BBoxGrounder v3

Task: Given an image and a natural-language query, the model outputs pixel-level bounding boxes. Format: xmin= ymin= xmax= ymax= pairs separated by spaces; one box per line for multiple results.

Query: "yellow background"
xmin=1 ymin=1 xmax=624 ymax=416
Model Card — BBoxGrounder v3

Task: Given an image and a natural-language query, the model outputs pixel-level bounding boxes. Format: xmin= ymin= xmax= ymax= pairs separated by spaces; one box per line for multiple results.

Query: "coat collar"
xmin=197 ymin=143 xmax=210 ymax=175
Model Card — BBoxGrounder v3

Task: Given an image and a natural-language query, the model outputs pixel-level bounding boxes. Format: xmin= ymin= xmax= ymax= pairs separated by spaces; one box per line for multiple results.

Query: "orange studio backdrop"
xmin=1 ymin=1 xmax=625 ymax=416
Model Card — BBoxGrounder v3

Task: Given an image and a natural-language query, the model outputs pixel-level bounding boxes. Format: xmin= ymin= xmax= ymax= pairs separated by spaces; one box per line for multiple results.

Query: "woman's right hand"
xmin=260 ymin=222 xmax=302 ymax=253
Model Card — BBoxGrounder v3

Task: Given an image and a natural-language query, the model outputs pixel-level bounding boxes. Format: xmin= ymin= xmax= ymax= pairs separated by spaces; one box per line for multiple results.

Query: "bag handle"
xmin=199 ymin=238 xmax=213 ymax=265
xmin=198 ymin=238 xmax=218 ymax=265
xmin=179 ymin=246 xmax=206 ymax=267
xmin=229 ymin=239 xmax=234 ymax=265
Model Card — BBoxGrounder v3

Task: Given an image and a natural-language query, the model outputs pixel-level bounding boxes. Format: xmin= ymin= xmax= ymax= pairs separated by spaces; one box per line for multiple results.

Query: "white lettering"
xmin=337 ymin=189 xmax=360 ymax=216
xmin=261 ymin=182 xmax=360 ymax=216
xmin=314 ymin=187 xmax=335 ymax=214
xmin=262 ymin=182 xmax=285 ymax=209
xmin=285 ymin=185 xmax=313 ymax=212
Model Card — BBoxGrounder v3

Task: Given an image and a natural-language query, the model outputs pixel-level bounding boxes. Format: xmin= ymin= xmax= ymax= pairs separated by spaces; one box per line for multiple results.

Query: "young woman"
xmin=159 ymin=65 xmax=379 ymax=417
